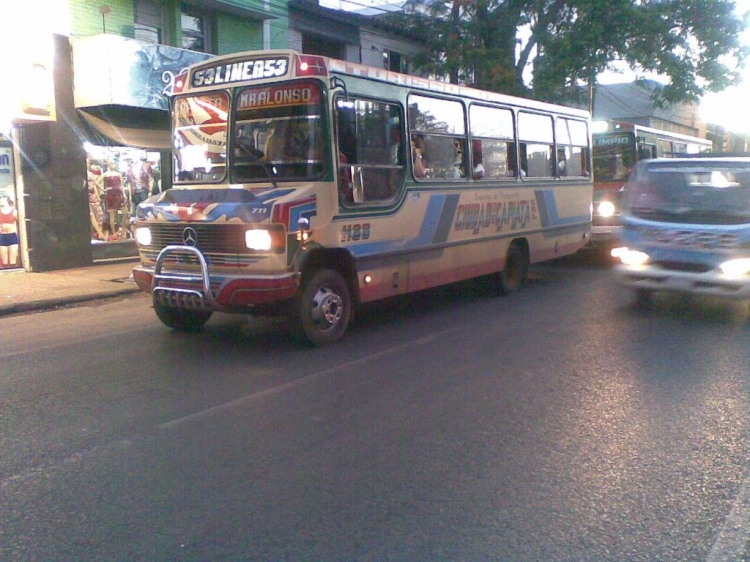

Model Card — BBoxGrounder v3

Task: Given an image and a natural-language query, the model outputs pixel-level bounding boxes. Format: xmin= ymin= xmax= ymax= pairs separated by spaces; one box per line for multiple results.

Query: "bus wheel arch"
xmin=294 ymin=249 xmax=357 ymax=346
xmin=497 ymin=239 xmax=529 ymax=296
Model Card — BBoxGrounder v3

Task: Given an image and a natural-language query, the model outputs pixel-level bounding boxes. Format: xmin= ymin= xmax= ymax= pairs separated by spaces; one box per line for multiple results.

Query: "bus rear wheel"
xmin=496 ymin=243 xmax=528 ymax=295
xmin=295 ymin=269 xmax=351 ymax=346
xmin=153 ymin=301 xmax=213 ymax=331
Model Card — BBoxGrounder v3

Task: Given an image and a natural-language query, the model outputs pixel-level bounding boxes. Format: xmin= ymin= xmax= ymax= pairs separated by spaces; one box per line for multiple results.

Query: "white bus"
xmin=132 ymin=50 xmax=592 ymax=345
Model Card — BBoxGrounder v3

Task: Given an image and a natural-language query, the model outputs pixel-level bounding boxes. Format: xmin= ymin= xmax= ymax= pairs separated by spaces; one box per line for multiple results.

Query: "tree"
xmin=400 ymin=0 xmax=747 ymax=107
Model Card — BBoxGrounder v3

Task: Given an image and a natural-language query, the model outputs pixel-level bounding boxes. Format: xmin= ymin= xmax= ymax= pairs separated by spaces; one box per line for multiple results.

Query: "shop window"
xmin=182 ymin=10 xmax=209 ymax=52
xmin=134 ymin=0 xmax=161 ymax=43
xmin=85 ymin=147 xmax=163 ymax=243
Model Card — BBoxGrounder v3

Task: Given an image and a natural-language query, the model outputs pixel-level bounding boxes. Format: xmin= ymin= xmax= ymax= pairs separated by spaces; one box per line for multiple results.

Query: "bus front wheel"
xmin=497 ymin=243 xmax=528 ymax=296
xmin=295 ymin=269 xmax=352 ymax=346
xmin=153 ymin=301 xmax=213 ymax=331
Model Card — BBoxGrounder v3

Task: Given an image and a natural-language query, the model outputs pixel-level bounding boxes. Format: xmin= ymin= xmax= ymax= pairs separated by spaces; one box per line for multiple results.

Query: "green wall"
xmin=69 ymin=0 xmax=135 ymax=37
xmin=68 ymin=0 xmax=288 ymax=54
xmin=215 ymin=13 xmax=264 ymax=54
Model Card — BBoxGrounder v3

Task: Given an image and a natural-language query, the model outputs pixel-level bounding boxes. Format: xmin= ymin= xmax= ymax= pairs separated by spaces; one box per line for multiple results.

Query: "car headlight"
xmin=597 ymin=200 xmax=617 ymax=218
xmin=611 ymin=247 xmax=649 ymax=266
xmin=720 ymin=258 xmax=750 ymax=277
xmin=135 ymin=227 xmax=151 ymax=246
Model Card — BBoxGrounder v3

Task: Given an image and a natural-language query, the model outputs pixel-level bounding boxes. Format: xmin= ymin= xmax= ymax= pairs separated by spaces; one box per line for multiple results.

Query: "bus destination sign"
xmin=191 ymin=57 xmax=289 ymax=88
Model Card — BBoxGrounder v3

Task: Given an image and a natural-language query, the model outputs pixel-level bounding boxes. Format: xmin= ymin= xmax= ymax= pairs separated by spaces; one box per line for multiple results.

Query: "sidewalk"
xmin=0 ymin=259 xmax=143 ymax=317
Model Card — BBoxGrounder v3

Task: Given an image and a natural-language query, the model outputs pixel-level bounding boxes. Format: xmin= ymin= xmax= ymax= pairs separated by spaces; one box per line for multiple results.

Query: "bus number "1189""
xmin=340 ymin=223 xmax=371 ymax=243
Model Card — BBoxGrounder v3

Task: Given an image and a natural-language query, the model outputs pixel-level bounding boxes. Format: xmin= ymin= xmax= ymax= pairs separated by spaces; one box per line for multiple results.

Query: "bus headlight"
xmin=135 ymin=227 xmax=152 ymax=246
xmin=597 ymin=200 xmax=617 ymax=218
xmin=244 ymin=227 xmax=286 ymax=252
xmin=245 ymin=229 xmax=273 ymax=251
xmin=611 ymin=247 xmax=649 ymax=266
xmin=720 ymin=258 xmax=750 ymax=277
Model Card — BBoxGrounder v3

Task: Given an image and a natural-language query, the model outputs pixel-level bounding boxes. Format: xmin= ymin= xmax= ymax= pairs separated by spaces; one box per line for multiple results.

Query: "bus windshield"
xmin=593 ymin=133 xmax=636 ymax=182
xmin=624 ymin=160 xmax=750 ymax=225
xmin=173 ymin=92 xmax=229 ymax=183
xmin=232 ymin=80 xmax=328 ymax=182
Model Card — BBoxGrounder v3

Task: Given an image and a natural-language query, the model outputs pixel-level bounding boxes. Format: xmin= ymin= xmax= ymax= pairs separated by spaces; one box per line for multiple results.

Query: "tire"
xmin=153 ymin=300 xmax=213 ymax=332
xmin=634 ymin=288 xmax=654 ymax=309
xmin=295 ymin=269 xmax=351 ymax=346
xmin=496 ymin=243 xmax=528 ymax=296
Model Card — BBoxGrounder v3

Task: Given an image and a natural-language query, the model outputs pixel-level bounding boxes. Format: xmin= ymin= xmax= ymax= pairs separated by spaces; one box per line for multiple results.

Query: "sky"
xmin=698 ymin=0 xmax=750 ymax=134
xmin=324 ymin=0 xmax=750 ymax=135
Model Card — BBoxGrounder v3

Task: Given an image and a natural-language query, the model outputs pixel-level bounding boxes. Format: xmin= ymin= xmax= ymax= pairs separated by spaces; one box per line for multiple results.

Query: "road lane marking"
xmin=159 ymin=327 xmax=461 ymax=430
xmin=707 ymin=477 xmax=750 ymax=562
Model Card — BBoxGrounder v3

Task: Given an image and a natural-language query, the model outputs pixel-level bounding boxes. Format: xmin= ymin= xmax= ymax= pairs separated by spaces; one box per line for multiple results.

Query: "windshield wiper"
xmin=237 ymin=142 xmax=278 ymax=188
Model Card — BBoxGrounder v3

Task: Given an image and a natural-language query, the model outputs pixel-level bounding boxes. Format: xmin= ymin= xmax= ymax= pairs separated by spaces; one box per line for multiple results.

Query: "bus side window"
xmin=518 ymin=112 xmax=554 ymax=178
xmin=336 ymin=97 xmax=405 ymax=204
xmin=469 ymin=104 xmax=514 ymax=180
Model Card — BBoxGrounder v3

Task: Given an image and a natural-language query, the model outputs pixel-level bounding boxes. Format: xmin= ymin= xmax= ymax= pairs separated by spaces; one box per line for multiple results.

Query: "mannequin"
xmin=97 ymin=161 xmax=127 ymax=240
xmin=0 ymin=195 xmax=19 ymax=268
xmin=87 ymin=161 xmax=106 ymax=240
xmin=127 ymin=157 xmax=154 ymax=216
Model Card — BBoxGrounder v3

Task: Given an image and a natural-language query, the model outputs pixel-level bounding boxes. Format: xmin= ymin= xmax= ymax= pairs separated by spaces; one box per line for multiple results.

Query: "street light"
xmin=100 ymin=5 xmax=111 ymax=34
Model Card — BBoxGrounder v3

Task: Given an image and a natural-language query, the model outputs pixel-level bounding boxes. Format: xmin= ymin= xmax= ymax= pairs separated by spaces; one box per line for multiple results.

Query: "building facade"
xmin=2 ymin=0 xmax=289 ymax=271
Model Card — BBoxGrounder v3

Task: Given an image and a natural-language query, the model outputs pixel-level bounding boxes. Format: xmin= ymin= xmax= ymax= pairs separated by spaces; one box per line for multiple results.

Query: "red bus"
xmin=591 ymin=120 xmax=711 ymax=246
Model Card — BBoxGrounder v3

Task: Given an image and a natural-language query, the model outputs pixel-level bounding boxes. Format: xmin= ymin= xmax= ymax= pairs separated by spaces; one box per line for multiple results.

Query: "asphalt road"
xmin=2 ymin=255 xmax=750 ymax=561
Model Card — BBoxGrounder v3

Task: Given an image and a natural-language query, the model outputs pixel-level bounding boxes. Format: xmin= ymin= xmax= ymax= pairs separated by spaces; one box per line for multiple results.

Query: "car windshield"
xmin=231 ymin=80 xmax=329 ymax=183
xmin=172 ymin=92 xmax=229 ymax=183
xmin=623 ymin=160 xmax=750 ymax=225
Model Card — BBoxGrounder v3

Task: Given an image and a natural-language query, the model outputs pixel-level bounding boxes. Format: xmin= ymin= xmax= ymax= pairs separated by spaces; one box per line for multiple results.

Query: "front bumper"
xmin=133 ymin=245 xmax=299 ymax=311
xmin=613 ymin=263 xmax=750 ymax=299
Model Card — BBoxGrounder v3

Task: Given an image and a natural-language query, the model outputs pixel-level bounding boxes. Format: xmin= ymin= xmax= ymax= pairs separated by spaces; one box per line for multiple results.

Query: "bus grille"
xmin=637 ymin=227 xmax=739 ymax=250
xmin=653 ymin=261 xmax=713 ymax=273
xmin=149 ymin=224 xmax=247 ymax=254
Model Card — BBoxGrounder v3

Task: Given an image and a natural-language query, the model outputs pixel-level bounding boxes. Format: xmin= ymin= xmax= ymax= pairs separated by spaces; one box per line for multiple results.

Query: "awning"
xmin=77 ymin=106 xmax=171 ymax=150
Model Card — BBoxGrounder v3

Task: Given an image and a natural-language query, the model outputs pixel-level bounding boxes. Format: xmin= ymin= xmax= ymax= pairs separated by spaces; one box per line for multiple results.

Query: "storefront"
xmin=0 ymin=139 xmax=20 ymax=270
xmin=0 ymin=34 xmax=212 ymax=272
xmin=0 ymin=31 xmax=57 ymax=271
xmin=72 ymin=34 xmax=211 ymax=262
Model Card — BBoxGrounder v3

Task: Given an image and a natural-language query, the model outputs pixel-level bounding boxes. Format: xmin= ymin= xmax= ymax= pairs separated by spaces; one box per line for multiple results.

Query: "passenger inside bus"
xmin=412 ymin=134 xmax=427 ymax=178
xmin=264 ymin=121 xmax=289 ymax=162
xmin=472 ymin=139 xmax=485 ymax=179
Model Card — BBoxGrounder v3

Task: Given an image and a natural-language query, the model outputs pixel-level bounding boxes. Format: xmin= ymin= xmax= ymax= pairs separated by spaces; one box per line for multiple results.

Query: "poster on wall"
xmin=72 ymin=35 xmax=212 ymax=111
xmin=0 ymin=145 xmax=20 ymax=269
xmin=0 ymin=146 xmax=14 ymax=198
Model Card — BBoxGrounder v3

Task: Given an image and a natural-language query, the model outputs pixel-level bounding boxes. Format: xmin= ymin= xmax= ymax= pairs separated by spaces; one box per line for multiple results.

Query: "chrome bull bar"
xmin=152 ymin=245 xmax=216 ymax=311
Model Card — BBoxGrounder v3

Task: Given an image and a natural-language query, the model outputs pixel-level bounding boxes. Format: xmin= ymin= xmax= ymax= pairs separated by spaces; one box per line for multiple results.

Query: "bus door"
xmin=333 ymin=93 xmax=410 ymax=298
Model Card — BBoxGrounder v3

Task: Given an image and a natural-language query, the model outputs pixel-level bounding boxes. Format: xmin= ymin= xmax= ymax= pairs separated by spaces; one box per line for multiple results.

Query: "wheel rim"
xmin=310 ymin=285 xmax=343 ymax=330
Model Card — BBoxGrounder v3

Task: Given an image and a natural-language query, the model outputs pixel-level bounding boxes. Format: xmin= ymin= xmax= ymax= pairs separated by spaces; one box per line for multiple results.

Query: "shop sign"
xmin=72 ymin=35 xmax=212 ymax=111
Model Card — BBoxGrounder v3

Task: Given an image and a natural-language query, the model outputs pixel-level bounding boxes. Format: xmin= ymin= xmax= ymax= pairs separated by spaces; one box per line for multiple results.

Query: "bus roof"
xmin=594 ymin=121 xmax=710 ymax=145
xmin=175 ymin=49 xmax=590 ymax=119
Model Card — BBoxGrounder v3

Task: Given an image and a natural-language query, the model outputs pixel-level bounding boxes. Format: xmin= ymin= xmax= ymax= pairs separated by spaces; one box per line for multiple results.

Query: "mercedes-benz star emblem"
xmin=182 ymin=227 xmax=198 ymax=247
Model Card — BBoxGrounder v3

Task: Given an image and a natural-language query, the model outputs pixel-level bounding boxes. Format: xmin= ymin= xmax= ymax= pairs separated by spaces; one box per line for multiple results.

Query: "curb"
xmin=0 ymin=286 xmax=144 ymax=318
